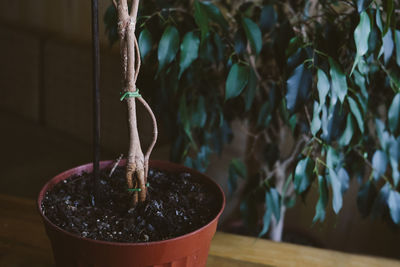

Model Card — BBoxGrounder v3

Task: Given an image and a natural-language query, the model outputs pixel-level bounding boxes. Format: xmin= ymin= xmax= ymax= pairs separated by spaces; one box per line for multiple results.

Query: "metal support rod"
xmin=91 ymin=0 xmax=101 ymax=204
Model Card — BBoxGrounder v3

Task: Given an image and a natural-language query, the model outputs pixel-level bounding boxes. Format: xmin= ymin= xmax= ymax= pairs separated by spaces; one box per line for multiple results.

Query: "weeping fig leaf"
xmin=357 ymin=180 xmax=377 ymax=218
xmin=338 ymin=114 xmax=354 ymax=147
xmin=348 ymin=96 xmax=364 ymax=133
xmin=194 ymin=0 xmax=209 ymax=42
xmin=395 ymin=30 xmax=400 ymax=67
xmin=311 ymin=101 xmax=321 ymax=136
xmin=317 ymin=69 xmax=330 ymax=108
xmin=372 ymin=150 xmax=388 ymax=181
xmin=354 ymin=11 xmax=371 ymax=57
xmin=383 ymin=30 xmax=394 ymax=65
xmin=201 ymin=2 xmax=228 ymax=31
xmin=190 ymin=96 xmax=206 ymax=128
xmin=388 ymin=189 xmax=400 ymax=224
xmin=376 ymin=8 xmax=383 ymax=32
xmin=286 ymin=64 xmax=312 ymax=113
xmin=228 ymin=158 xmax=246 ymax=193
xmin=383 ymin=0 xmax=394 ymax=35
xmin=327 ymin=146 xmax=340 ymax=171
xmin=337 ymin=168 xmax=350 ymax=193
xmin=234 ymin=29 xmax=246 ymax=55
xmin=371 ymin=183 xmax=390 ymax=219
xmin=294 ymin=157 xmax=315 ymax=194
xmin=329 ymin=59 xmax=348 ymax=103
xmin=388 ymin=93 xmax=400 ymax=134
xmin=179 ymin=32 xmax=200 ymax=78
xmin=375 ymin=118 xmax=386 ymax=149
xmin=266 ymin=188 xmax=281 ymax=222
xmin=313 ymin=175 xmax=328 ymax=223
xmin=225 ymin=64 xmax=249 ymax=101
xmin=259 ymin=199 xmax=272 ymax=237
xmin=328 ymin=169 xmax=343 ymax=214
xmin=242 ymin=17 xmax=262 ymax=55
xmin=259 ymin=5 xmax=277 ymax=32
xmin=357 ymin=0 xmax=372 ymax=13
xmin=139 ymin=28 xmax=152 ymax=60
xmin=157 ymin=26 xmax=179 ymax=73
xmin=230 ymin=158 xmax=247 ymax=178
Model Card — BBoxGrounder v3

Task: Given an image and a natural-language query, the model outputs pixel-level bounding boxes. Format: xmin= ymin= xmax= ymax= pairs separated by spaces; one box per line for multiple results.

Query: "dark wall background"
xmin=0 ymin=0 xmax=399 ymax=261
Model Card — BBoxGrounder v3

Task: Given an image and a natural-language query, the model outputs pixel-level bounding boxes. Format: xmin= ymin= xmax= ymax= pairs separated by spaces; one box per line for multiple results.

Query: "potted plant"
xmin=101 ymin=0 xmax=400 ymax=244
xmin=37 ymin=0 xmax=225 ymax=266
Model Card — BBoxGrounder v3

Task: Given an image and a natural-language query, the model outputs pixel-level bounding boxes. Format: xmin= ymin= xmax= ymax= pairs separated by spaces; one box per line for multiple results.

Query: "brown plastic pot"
xmin=38 ymin=160 xmax=225 ymax=267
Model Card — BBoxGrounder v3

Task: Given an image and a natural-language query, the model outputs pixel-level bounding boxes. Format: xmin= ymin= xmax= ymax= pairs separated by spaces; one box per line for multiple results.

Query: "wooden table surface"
xmin=1 ymin=194 xmax=399 ymax=267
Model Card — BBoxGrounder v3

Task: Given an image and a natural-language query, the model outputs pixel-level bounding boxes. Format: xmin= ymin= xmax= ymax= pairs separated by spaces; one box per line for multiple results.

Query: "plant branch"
xmin=116 ymin=0 xmax=158 ymax=205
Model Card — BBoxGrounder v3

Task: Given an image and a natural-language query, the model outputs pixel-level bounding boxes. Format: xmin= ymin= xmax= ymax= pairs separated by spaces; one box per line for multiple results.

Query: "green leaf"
xmin=372 ymin=150 xmax=388 ymax=181
xmin=199 ymin=34 xmax=214 ymax=62
xmin=376 ymin=9 xmax=383 ymax=33
xmin=329 ymin=59 xmax=347 ymax=104
xmin=244 ymin=69 xmax=258 ymax=111
xmin=157 ymin=26 xmax=179 ymax=73
xmin=311 ymin=101 xmax=321 ymax=136
xmin=259 ymin=5 xmax=277 ymax=32
xmin=371 ymin=183 xmax=390 ymax=219
xmin=388 ymin=190 xmax=400 ymax=224
xmin=228 ymin=158 xmax=247 ymax=193
xmin=242 ymin=17 xmax=262 ymax=55
xmin=225 ymin=64 xmax=249 ymax=101
xmin=194 ymin=0 xmax=209 ymax=42
xmin=353 ymin=70 xmax=368 ymax=98
xmin=190 ymin=96 xmax=207 ymax=128
xmin=179 ymin=95 xmax=194 ymax=145
xmin=286 ymin=64 xmax=312 ymax=113
xmin=375 ymin=119 xmax=386 ymax=150
xmin=231 ymin=158 xmax=247 ymax=178
xmin=383 ymin=30 xmax=394 ymax=65
xmin=395 ymin=30 xmax=400 ymax=67
xmin=201 ymin=2 xmax=228 ymax=31
xmin=317 ymin=69 xmax=330 ymax=108
xmin=354 ymin=11 xmax=371 ymax=57
xmin=179 ymin=32 xmax=200 ymax=78
xmin=294 ymin=157 xmax=314 ymax=194
xmin=348 ymin=96 xmax=364 ymax=133
xmin=388 ymin=93 xmax=400 ymax=134
xmin=339 ymin=114 xmax=354 ymax=146
xmin=383 ymin=0 xmax=394 ymax=35
xmin=337 ymin=168 xmax=350 ymax=193
xmin=327 ymin=146 xmax=340 ymax=170
xmin=328 ymin=169 xmax=343 ymax=214
xmin=267 ymin=188 xmax=281 ymax=222
xmin=357 ymin=181 xmax=377 ymax=218
xmin=388 ymin=137 xmax=400 ymax=186
xmin=313 ymin=175 xmax=328 ymax=223
xmin=234 ymin=29 xmax=246 ymax=55
xmin=139 ymin=29 xmax=152 ymax=60
xmin=259 ymin=198 xmax=272 ymax=237
xmin=357 ymin=0 xmax=372 ymax=13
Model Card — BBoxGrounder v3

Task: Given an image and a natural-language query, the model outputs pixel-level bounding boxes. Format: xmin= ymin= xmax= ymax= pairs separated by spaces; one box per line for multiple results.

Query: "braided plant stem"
xmin=114 ymin=0 xmax=158 ymax=206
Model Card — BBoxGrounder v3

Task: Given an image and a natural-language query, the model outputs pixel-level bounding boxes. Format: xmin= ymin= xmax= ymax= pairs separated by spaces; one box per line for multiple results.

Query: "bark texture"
xmin=114 ymin=0 xmax=158 ymax=205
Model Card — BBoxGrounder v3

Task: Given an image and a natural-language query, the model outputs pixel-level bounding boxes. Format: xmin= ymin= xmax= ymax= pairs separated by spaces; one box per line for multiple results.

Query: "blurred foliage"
xmin=105 ymin=0 xmax=400 ymax=234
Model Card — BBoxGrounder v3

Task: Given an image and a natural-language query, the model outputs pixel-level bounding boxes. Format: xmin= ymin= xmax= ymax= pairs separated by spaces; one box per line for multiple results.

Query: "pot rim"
xmin=37 ymin=159 xmax=225 ymax=247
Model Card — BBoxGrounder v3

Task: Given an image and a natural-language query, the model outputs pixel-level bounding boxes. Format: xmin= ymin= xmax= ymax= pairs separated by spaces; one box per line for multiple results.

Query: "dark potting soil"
xmin=41 ymin=166 xmax=220 ymax=243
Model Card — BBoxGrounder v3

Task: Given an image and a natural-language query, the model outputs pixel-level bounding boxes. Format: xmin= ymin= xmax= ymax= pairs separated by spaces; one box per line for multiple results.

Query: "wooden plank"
xmin=0 ymin=194 xmax=399 ymax=267
xmin=210 ymin=232 xmax=400 ymax=267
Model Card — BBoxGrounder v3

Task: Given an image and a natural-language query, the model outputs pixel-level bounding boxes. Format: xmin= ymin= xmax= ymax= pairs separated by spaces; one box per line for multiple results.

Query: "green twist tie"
xmin=127 ymin=183 xmax=150 ymax=192
xmin=120 ymin=90 xmax=141 ymax=101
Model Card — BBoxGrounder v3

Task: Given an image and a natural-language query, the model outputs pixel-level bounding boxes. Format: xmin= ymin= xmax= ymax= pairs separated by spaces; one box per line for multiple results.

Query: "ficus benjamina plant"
xmin=105 ymin=0 xmax=400 ymax=241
